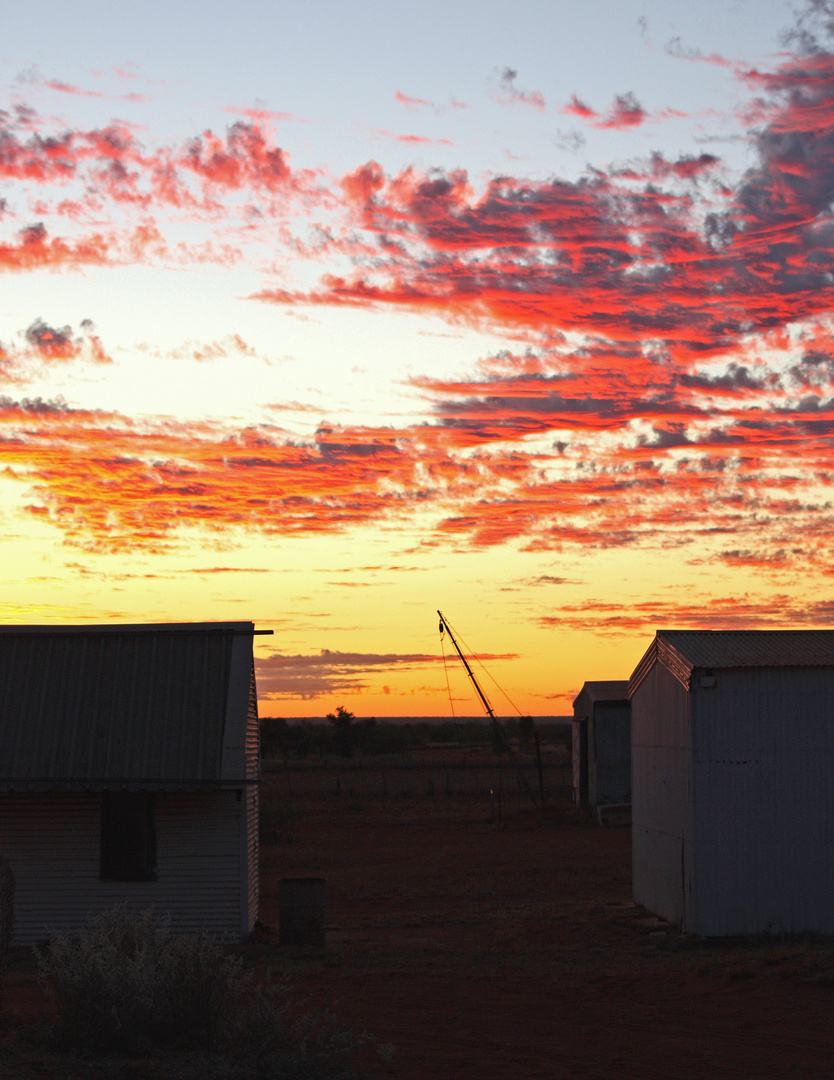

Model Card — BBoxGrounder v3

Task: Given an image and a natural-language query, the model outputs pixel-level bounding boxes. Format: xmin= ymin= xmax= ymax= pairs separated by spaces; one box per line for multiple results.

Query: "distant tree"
xmin=327 ymin=705 xmax=356 ymax=758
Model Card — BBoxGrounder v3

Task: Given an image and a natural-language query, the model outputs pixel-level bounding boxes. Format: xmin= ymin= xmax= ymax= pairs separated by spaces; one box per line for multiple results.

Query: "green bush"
xmin=34 ymin=905 xmax=381 ymax=1077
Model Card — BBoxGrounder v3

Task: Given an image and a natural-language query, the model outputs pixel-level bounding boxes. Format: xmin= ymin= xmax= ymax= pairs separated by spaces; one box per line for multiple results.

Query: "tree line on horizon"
xmin=260 ymin=708 xmax=570 ymax=761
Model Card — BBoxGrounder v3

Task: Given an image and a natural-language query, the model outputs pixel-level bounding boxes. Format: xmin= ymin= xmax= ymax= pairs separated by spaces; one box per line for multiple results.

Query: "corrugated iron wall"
xmin=571 ymin=722 xmax=581 ymax=804
xmin=591 ymin=702 xmax=631 ymax=806
xmin=246 ymin=785 xmax=258 ymax=935
xmin=631 ymin=661 xmax=693 ymax=929
xmin=692 ymin=666 xmax=834 ymax=935
xmin=1 ymin=790 xmax=243 ymax=946
xmin=244 ymin=660 xmax=260 ymax=935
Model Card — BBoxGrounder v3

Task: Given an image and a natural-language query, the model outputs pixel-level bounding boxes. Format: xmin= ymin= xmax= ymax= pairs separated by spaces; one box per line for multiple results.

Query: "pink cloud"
xmin=369 ymin=128 xmax=454 ymax=147
xmin=493 ymin=67 xmax=545 ymax=112
xmin=45 ymin=79 xmax=104 ymax=99
xmin=395 ymin=91 xmax=434 ymax=110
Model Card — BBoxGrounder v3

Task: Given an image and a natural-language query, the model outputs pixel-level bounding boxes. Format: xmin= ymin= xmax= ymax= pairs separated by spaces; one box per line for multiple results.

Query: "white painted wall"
xmin=631 ymin=661 xmax=694 ymax=929
xmin=1 ymin=790 xmax=246 ymax=946
xmin=692 ymin=666 xmax=834 ymax=936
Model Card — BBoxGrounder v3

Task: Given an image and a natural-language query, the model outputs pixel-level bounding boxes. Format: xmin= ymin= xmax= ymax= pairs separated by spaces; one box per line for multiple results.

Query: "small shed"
xmin=572 ymin=681 xmax=630 ymax=809
xmin=630 ymin=629 xmax=834 ymax=936
xmin=0 ymin=621 xmax=265 ymax=945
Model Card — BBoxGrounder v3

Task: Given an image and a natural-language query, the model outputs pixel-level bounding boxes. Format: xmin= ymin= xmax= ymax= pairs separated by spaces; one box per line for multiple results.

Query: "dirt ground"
xmin=4 ymin=775 xmax=834 ymax=1078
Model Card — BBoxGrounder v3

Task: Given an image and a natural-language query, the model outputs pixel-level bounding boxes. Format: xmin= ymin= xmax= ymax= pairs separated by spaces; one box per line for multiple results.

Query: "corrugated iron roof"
xmin=573 ymin=680 xmax=630 ymax=714
xmin=0 ymin=622 xmax=257 ymax=789
xmin=661 ymin=629 xmax=834 ymax=669
xmin=629 ymin=629 xmax=834 ymax=696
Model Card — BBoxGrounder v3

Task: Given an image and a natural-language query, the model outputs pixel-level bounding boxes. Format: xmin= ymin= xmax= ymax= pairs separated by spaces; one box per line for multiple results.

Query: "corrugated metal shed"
xmin=5 ymin=792 xmax=243 ymax=945
xmin=630 ymin=628 xmax=834 ymax=936
xmin=574 ymin=681 xmax=630 ymax=707
xmin=630 ymin=629 xmax=834 ymax=696
xmin=572 ymin=680 xmax=631 ymax=810
xmin=0 ymin=622 xmax=256 ymax=790
xmin=0 ymin=621 xmax=265 ymax=943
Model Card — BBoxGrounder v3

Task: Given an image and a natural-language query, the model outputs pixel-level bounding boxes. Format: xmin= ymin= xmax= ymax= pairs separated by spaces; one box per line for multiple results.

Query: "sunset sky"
xmin=2 ymin=0 xmax=834 ymax=717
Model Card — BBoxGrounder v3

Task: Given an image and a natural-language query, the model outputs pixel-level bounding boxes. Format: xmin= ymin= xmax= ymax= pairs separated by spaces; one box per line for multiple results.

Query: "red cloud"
xmin=257 ymin=49 xmax=834 ymax=366
xmin=0 ymin=223 xmax=112 ymax=271
xmin=395 ymin=91 xmax=434 ymax=110
xmin=0 ymin=319 xmax=112 ymax=385
xmin=561 ymin=91 xmax=648 ymax=129
xmin=539 ymin=594 xmax=834 ymax=634
xmin=182 ymin=122 xmax=291 ymax=192
xmin=562 ymin=94 xmax=596 ymax=119
xmin=369 ymin=129 xmax=454 ymax=147
xmin=596 ymin=92 xmax=647 ymax=129
xmin=4 ymin=30 xmax=834 ymax=575
xmin=45 ymin=79 xmax=104 ymax=99
xmin=0 ymin=397 xmax=476 ymax=551
xmin=0 ymin=113 xmax=324 ymax=274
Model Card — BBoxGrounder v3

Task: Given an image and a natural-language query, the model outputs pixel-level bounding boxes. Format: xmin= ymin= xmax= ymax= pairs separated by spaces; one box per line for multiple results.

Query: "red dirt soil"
xmin=4 ymin=788 xmax=834 ymax=1078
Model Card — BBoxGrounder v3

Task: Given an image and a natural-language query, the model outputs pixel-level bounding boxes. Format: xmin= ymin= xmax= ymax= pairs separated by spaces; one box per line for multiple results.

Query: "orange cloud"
xmin=4 ymin=36 xmax=834 ymax=576
xmin=0 ymin=398 xmax=476 ymax=551
xmin=539 ymin=594 xmax=834 ymax=634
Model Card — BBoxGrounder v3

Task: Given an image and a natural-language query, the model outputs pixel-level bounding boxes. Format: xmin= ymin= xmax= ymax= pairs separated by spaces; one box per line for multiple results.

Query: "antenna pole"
xmin=437 ymin=610 xmax=495 ymax=720
xmin=438 ymin=610 xmax=537 ymax=798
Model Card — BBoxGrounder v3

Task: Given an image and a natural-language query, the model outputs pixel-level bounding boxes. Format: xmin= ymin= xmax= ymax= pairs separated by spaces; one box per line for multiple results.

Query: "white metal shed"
xmin=571 ymin=681 xmax=630 ymax=809
xmin=0 ymin=621 xmax=266 ymax=945
xmin=629 ymin=629 xmax=834 ymax=936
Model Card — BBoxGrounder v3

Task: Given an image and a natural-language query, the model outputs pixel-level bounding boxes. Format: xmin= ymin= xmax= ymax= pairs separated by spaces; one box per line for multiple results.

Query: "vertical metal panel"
xmin=1 ymin=791 xmax=244 ymax=945
xmin=246 ymin=661 xmax=260 ymax=785
xmin=631 ymin=661 xmax=693 ymax=928
xmin=246 ymin=785 xmax=259 ymax=935
xmin=220 ymin=635 xmax=251 ymax=782
xmin=692 ymin=666 xmax=834 ymax=935
xmin=571 ymin=723 xmax=580 ymax=804
xmin=0 ymin=627 xmax=239 ymax=784
xmin=245 ymin=662 xmax=260 ymax=934
xmin=588 ymin=716 xmax=597 ymax=806
xmin=592 ymin=702 xmax=631 ymax=805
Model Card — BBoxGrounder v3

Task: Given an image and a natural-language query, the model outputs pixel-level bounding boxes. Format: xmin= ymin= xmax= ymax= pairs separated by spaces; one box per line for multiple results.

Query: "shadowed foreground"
xmin=4 ymin=768 xmax=834 ymax=1078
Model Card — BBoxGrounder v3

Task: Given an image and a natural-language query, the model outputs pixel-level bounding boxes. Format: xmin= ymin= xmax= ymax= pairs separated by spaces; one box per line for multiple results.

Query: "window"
xmin=100 ymin=791 xmax=157 ymax=881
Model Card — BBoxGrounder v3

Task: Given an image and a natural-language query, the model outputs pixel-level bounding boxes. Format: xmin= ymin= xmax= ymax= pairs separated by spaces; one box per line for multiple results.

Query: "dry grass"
xmin=33 ymin=905 xmax=377 ymax=1079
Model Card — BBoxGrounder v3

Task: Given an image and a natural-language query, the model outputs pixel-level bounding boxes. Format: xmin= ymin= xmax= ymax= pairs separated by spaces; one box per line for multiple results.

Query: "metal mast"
xmin=437 ymin=609 xmax=536 ymax=800
xmin=438 ymin=609 xmax=497 ymax=723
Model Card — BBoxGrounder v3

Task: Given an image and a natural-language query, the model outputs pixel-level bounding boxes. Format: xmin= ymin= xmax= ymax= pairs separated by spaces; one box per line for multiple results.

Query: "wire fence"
xmin=263 ymin=758 xmax=572 ymax=803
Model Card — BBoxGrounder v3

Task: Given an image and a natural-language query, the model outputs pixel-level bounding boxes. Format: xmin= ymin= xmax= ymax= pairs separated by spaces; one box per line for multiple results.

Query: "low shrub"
xmin=35 ymin=905 xmax=382 ymax=1078
xmin=35 ymin=906 xmax=242 ymax=1054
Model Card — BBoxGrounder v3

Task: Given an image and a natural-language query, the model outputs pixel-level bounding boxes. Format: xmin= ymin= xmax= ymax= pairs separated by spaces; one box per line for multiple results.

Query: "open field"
xmin=4 ymin=752 xmax=834 ymax=1078
xmin=261 ymin=743 xmax=572 ymax=805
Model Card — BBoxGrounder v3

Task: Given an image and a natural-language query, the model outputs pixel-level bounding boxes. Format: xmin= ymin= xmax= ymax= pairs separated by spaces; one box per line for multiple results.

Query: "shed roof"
xmin=629 ymin=629 xmax=834 ymax=696
xmin=573 ymin=680 xmax=630 ymax=714
xmin=0 ymin=622 xmax=260 ymax=791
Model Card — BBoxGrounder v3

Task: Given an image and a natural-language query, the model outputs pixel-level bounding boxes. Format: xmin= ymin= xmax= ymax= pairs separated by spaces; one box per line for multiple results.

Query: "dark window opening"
xmin=100 ymin=791 xmax=157 ymax=881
